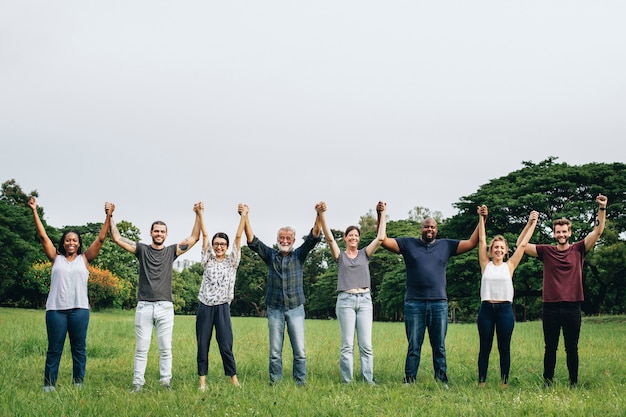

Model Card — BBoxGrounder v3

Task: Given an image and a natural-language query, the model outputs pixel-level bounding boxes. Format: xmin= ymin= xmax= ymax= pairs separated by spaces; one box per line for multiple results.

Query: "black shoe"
xmin=403 ymin=376 xmax=416 ymax=385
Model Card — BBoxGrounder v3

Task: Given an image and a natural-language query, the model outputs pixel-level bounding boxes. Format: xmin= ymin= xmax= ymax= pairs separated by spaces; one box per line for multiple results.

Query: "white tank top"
xmin=480 ymin=261 xmax=514 ymax=302
xmin=46 ymin=255 xmax=90 ymax=310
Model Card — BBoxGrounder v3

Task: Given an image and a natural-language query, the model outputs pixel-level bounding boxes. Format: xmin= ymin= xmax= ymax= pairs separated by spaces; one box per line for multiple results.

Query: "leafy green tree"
xmin=232 ymin=246 xmax=267 ymax=316
xmin=448 ymin=158 xmax=626 ymax=319
xmin=0 ymin=180 xmax=44 ymax=304
xmin=172 ymin=262 xmax=203 ymax=314
xmin=96 ymin=220 xmax=141 ymax=308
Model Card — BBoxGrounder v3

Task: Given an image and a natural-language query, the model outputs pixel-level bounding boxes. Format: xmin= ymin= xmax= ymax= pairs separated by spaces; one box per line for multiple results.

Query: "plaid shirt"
xmin=247 ymin=231 xmax=321 ymax=309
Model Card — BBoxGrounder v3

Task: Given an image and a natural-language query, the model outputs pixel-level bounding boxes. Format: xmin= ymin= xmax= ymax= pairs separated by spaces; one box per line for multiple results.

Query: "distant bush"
xmin=20 ymin=261 xmax=130 ymax=310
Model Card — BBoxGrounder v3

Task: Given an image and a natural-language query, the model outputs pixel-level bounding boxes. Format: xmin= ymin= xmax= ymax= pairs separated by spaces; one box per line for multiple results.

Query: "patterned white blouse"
xmin=197 ymin=247 xmax=241 ymax=306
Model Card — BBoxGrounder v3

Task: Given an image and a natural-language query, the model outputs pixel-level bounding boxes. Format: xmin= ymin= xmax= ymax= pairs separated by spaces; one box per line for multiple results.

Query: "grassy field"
xmin=0 ymin=307 xmax=624 ymax=416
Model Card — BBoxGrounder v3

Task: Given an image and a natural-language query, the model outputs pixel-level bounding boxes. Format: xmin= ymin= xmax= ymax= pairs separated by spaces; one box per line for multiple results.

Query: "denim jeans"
xmin=44 ymin=308 xmax=90 ymax=387
xmin=336 ymin=292 xmax=374 ymax=384
xmin=542 ymin=302 xmax=581 ymax=385
xmin=134 ymin=301 xmax=174 ymax=386
xmin=404 ymin=300 xmax=448 ymax=383
xmin=477 ymin=302 xmax=515 ymax=384
xmin=267 ymin=304 xmax=306 ymax=384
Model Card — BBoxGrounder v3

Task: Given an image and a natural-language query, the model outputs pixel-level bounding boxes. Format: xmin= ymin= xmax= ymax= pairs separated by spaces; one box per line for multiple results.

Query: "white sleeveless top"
xmin=480 ymin=261 xmax=514 ymax=302
xmin=46 ymin=255 xmax=90 ymax=310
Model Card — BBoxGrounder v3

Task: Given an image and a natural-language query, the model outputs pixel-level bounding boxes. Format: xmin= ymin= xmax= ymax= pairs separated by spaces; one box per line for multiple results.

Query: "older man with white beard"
xmin=244 ymin=205 xmax=321 ymax=386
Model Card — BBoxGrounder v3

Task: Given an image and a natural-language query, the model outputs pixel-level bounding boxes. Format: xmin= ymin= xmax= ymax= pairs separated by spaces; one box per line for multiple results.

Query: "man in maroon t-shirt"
xmin=522 ymin=194 xmax=607 ymax=387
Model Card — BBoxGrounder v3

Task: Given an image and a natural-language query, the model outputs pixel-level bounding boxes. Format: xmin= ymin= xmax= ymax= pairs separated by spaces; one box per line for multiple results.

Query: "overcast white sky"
xmin=2 ymin=0 xmax=625 ymax=264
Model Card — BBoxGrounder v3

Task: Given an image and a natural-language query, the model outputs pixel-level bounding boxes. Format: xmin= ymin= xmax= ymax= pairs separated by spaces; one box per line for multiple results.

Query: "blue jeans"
xmin=404 ymin=300 xmax=448 ymax=383
xmin=336 ymin=292 xmax=374 ymax=384
xmin=267 ymin=304 xmax=306 ymax=384
xmin=542 ymin=302 xmax=581 ymax=385
xmin=134 ymin=301 xmax=174 ymax=386
xmin=44 ymin=308 xmax=90 ymax=387
xmin=477 ymin=302 xmax=515 ymax=384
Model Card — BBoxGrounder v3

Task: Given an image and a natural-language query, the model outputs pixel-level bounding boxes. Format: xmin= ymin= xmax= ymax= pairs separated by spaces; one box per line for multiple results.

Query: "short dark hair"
xmin=151 ymin=221 xmax=167 ymax=232
xmin=344 ymin=226 xmax=360 ymax=237
xmin=212 ymin=232 xmax=230 ymax=246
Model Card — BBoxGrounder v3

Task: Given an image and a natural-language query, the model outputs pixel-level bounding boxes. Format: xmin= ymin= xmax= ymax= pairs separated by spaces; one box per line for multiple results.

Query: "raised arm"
xmin=28 ymin=197 xmax=57 ymax=261
xmin=584 ymin=194 xmax=608 ymax=252
xmin=200 ymin=204 xmax=209 ymax=255
xmin=176 ymin=201 xmax=203 ymax=256
xmin=507 ymin=210 xmax=538 ymax=272
xmin=477 ymin=205 xmax=489 ymax=273
xmin=312 ymin=204 xmax=322 ymax=238
xmin=457 ymin=208 xmax=484 ymax=255
xmin=365 ymin=201 xmax=387 ymax=257
xmin=83 ymin=202 xmax=115 ymax=262
xmin=380 ymin=202 xmax=400 ymax=253
xmin=316 ymin=202 xmax=340 ymax=260
xmin=244 ymin=205 xmax=255 ymax=244
xmin=234 ymin=204 xmax=249 ymax=251
xmin=109 ymin=205 xmax=137 ymax=254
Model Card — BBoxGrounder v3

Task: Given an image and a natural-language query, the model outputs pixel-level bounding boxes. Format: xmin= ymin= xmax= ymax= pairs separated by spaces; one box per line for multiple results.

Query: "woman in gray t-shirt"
xmin=316 ymin=201 xmax=386 ymax=385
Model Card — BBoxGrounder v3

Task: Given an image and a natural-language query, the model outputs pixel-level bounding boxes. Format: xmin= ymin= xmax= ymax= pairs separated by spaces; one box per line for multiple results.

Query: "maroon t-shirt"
xmin=536 ymin=240 xmax=586 ymax=302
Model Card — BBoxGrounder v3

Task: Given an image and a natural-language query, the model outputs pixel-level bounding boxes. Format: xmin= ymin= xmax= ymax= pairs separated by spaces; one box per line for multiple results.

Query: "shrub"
xmin=20 ymin=261 xmax=130 ymax=310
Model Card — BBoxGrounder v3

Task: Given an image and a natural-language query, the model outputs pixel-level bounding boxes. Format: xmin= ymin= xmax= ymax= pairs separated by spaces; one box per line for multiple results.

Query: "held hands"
xmin=28 ymin=197 xmax=37 ymax=210
xmin=237 ymin=203 xmax=249 ymax=216
xmin=529 ymin=210 xmax=539 ymax=223
xmin=105 ymin=202 xmax=115 ymax=216
xmin=376 ymin=201 xmax=386 ymax=213
xmin=477 ymin=205 xmax=488 ymax=217
xmin=315 ymin=201 xmax=327 ymax=213
xmin=596 ymin=194 xmax=608 ymax=207
xmin=193 ymin=202 xmax=204 ymax=213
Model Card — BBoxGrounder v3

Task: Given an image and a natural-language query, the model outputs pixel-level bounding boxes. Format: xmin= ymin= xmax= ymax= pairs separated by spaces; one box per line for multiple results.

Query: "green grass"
xmin=0 ymin=308 xmax=624 ymax=416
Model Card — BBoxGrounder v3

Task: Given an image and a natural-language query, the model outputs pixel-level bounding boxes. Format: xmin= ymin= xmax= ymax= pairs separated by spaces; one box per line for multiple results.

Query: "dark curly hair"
xmin=57 ymin=230 xmax=83 ymax=256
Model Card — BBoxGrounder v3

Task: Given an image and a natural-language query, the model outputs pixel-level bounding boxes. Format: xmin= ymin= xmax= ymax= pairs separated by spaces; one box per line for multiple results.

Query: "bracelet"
xmin=599 ymin=207 xmax=606 ymax=211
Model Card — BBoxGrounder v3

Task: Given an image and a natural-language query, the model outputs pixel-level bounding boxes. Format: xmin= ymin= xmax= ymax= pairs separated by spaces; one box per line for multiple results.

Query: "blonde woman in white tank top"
xmin=476 ymin=205 xmax=538 ymax=388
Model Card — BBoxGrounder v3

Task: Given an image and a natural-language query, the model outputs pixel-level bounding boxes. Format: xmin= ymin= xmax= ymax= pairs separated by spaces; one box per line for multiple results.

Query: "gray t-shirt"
xmin=336 ymin=248 xmax=371 ymax=292
xmin=135 ymin=242 xmax=178 ymax=302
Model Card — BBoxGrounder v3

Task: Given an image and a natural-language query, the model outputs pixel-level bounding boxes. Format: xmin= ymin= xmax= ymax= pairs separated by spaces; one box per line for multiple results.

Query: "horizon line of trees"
xmin=2 ymin=157 xmax=625 ymax=321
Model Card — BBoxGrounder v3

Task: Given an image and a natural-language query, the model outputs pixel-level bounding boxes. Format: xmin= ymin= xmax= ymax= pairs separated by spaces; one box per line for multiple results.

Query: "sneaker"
xmin=43 ymin=385 xmax=56 ymax=393
xmin=130 ymin=384 xmax=142 ymax=393
xmin=403 ymin=376 xmax=416 ymax=385
xmin=160 ymin=381 xmax=171 ymax=390
xmin=434 ymin=377 xmax=449 ymax=390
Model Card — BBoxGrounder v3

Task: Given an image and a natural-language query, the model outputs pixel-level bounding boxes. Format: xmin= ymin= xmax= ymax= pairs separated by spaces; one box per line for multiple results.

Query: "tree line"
xmin=2 ymin=157 xmax=625 ymax=321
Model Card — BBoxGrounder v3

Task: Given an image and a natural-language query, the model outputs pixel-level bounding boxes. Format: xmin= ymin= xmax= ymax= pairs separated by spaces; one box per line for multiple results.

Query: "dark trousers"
xmin=196 ymin=302 xmax=237 ymax=377
xmin=477 ymin=302 xmax=515 ymax=384
xmin=44 ymin=308 xmax=90 ymax=386
xmin=542 ymin=302 xmax=581 ymax=385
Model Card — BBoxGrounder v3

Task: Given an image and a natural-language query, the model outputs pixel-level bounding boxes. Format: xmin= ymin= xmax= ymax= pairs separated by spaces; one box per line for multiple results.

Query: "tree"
xmin=447 ymin=158 xmax=626 ymax=318
xmin=232 ymin=247 xmax=267 ymax=316
xmin=0 ymin=180 xmax=44 ymax=304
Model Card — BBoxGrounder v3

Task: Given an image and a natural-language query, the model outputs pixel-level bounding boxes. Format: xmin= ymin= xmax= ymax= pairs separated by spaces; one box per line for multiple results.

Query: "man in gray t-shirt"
xmin=110 ymin=202 xmax=203 ymax=392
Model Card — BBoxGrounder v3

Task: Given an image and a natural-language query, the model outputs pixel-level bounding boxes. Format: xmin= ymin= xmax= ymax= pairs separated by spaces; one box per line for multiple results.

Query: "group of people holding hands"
xmin=29 ymin=193 xmax=608 ymax=392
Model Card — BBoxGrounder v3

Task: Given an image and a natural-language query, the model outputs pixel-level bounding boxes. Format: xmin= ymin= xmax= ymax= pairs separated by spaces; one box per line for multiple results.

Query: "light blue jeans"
xmin=336 ymin=292 xmax=374 ymax=384
xmin=134 ymin=301 xmax=174 ymax=386
xmin=267 ymin=304 xmax=306 ymax=384
xmin=404 ymin=300 xmax=449 ymax=383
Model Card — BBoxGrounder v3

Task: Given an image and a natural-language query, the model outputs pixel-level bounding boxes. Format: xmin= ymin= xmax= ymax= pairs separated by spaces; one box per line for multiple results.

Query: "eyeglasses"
xmin=213 ymin=242 xmax=228 ymax=247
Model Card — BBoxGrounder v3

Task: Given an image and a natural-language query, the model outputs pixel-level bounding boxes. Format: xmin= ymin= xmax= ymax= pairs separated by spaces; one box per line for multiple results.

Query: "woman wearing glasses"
xmin=195 ymin=204 xmax=248 ymax=390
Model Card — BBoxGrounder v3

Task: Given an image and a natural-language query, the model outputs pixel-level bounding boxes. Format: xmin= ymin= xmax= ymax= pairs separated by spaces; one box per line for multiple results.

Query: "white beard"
xmin=279 ymin=243 xmax=294 ymax=254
